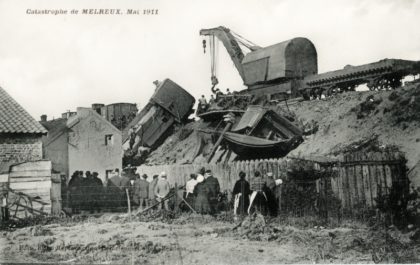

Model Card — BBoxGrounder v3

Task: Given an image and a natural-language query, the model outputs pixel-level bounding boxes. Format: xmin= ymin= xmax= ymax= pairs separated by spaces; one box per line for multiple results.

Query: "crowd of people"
xmin=184 ymin=168 xmax=221 ymax=214
xmin=68 ymin=170 xmax=104 ymax=213
xmin=67 ymin=169 xmax=173 ymax=213
xmin=184 ymin=168 xmax=282 ymax=216
xmin=232 ymin=171 xmax=282 ymax=217
xmin=66 ymin=167 xmax=282 ymax=216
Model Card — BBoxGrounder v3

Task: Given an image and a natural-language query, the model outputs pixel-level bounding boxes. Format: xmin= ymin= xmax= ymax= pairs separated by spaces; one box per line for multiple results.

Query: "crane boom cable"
xmin=230 ymin=30 xmax=259 ymax=48
xmin=215 ymin=37 xmax=219 ymax=77
xmin=209 ymin=36 xmax=220 ymax=81
xmin=210 ymin=36 xmax=215 ymax=77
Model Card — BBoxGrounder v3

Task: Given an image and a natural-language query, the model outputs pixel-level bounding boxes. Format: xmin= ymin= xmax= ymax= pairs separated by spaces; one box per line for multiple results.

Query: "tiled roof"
xmin=0 ymin=86 xmax=47 ymax=134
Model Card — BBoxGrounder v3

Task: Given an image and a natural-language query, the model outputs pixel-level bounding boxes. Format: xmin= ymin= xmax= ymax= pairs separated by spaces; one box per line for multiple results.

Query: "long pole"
xmin=207 ymin=122 xmax=232 ymax=163
xmin=126 ymin=189 xmax=134 ymax=265
xmin=133 ymin=185 xmax=186 ymax=216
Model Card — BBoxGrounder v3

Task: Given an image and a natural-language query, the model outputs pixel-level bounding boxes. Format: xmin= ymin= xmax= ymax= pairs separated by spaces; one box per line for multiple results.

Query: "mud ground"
xmin=1 ymin=212 xmax=419 ymax=264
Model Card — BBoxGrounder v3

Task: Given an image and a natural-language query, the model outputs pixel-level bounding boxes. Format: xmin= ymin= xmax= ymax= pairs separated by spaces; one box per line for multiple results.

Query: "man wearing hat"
xmin=264 ymin=172 xmax=278 ymax=217
xmin=232 ymin=171 xmax=250 ymax=216
xmin=193 ymin=174 xmax=210 ymax=214
xmin=204 ymin=169 xmax=220 ymax=214
xmin=154 ymin=172 xmax=170 ymax=210
xmin=134 ymin=174 xmax=149 ymax=210
xmin=266 ymin=172 xmax=276 ymax=192
xmin=119 ymin=171 xmax=132 ymax=209
xmin=148 ymin=174 xmax=159 ymax=209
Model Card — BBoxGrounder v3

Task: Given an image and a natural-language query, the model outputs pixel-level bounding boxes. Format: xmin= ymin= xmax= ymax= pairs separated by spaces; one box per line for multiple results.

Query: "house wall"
xmin=42 ymin=132 xmax=69 ymax=180
xmin=0 ymin=134 xmax=43 ymax=171
xmin=68 ymin=109 xmax=122 ymax=184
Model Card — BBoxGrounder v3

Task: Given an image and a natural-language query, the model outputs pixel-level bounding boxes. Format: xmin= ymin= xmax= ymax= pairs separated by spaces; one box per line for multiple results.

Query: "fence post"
xmin=174 ymin=183 xmax=179 ymax=213
xmin=125 ymin=189 xmax=134 ymax=265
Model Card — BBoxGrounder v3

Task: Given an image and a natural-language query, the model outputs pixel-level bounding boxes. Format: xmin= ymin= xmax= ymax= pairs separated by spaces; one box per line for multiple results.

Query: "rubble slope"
xmin=146 ymin=83 xmax=420 ymax=187
xmin=288 ymin=83 xmax=420 ymax=187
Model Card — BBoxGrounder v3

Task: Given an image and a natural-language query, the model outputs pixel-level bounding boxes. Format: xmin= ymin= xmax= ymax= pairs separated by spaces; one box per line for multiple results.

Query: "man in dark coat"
xmin=193 ymin=175 xmax=211 ymax=214
xmin=204 ymin=170 xmax=220 ymax=214
xmin=264 ymin=172 xmax=278 ymax=217
xmin=232 ymin=171 xmax=250 ymax=216
xmin=134 ymin=174 xmax=149 ymax=210
xmin=120 ymin=171 xmax=131 ymax=208
xmin=148 ymin=175 xmax=159 ymax=209
xmin=107 ymin=168 xmax=123 ymax=211
xmin=91 ymin=172 xmax=103 ymax=212
xmin=68 ymin=171 xmax=81 ymax=214
xmin=83 ymin=171 xmax=95 ymax=213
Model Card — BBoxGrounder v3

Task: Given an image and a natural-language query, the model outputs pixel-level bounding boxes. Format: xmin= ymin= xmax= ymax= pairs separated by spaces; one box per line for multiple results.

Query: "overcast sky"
xmin=0 ymin=0 xmax=419 ymax=120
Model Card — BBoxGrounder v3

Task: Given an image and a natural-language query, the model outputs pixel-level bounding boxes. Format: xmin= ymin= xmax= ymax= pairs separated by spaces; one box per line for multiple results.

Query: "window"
xmin=105 ymin=134 xmax=114 ymax=145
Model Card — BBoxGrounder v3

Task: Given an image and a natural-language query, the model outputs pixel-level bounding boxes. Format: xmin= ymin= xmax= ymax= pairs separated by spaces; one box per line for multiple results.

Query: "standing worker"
xmin=91 ymin=172 xmax=103 ymax=213
xmin=68 ymin=171 xmax=81 ymax=214
xmin=193 ymin=174 xmax=210 ymax=214
xmin=248 ymin=171 xmax=268 ymax=215
xmin=154 ymin=172 xmax=170 ymax=210
xmin=204 ymin=170 xmax=220 ymax=214
xmin=148 ymin=175 xmax=159 ymax=210
xmin=274 ymin=178 xmax=283 ymax=213
xmin=264 ymin=172 xmax=278 ymax=217
xmin=107 ymin=168 xmax=123 ymax=211
xmin=232 ymin=171 xmax=250 ymax=216
xmin=197 ymin=95 xmax=208 ymax=115
xmin=185 ymin=173 xmax=198 ymax=208
xmin=134 ymin=174 xmax=149 ymax=210
xmin=120 ymin=171 xmax=131 ymax=209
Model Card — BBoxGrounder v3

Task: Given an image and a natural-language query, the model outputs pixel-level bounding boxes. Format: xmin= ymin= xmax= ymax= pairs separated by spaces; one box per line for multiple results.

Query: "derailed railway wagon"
xmin=123 ymin=79 xmax=195 ymax=165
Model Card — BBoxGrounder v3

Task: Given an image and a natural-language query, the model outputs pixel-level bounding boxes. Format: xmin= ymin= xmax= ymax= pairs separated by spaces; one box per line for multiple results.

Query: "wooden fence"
xmin=331 ymin=151 xmax=408 ymax=210
xmin=138 ymin=151 xmax=408 ymax=212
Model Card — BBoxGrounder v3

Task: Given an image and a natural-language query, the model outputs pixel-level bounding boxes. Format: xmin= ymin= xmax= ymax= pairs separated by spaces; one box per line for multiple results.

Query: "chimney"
xmin=40 ymin=114 xmax=47 ymax=122
xmin=92 ymin=103 xmax=105 ymax=115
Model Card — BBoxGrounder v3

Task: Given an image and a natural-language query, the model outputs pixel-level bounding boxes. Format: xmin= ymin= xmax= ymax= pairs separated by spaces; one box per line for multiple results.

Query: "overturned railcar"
xmin=122 ymin=79 xmax=195 ymax=164
xmin=221 ymin=105 xmax=303 ymax=159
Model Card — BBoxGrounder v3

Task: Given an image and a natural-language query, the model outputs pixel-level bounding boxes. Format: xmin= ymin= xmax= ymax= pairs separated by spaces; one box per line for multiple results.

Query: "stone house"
xmin=40 ymin=107 xmax=122 ymax=184
xmin=0 ymin=86 xmax=47 ymax=173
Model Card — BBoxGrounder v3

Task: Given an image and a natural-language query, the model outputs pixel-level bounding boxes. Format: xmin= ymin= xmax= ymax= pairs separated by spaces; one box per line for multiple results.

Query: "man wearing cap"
xmin=134 ymin=174 xmax=149 ymax=210
xmin=119 ymin=171 xmax=132 ymax=209
xmin=148 ymin=175 xmax=159 ymax=209
xmin=91 ymin=172 xmax=103 ymax=213
xmin=204 ymin=169 xmax=220 ymax=214
xmin=198 ymin=95 xmax=208 ymax=114
xmin=193 ymin=174 xmax=210 ymax=214
xmin=266 ymin=172 xmax=276 ymax=192
xmin=264 ymin=172 xmax=278 ymax=217
xmin=154 ymin=172 xmax=171 ymax=210
xmin=107 ymin=168 xmax=122 ymax=210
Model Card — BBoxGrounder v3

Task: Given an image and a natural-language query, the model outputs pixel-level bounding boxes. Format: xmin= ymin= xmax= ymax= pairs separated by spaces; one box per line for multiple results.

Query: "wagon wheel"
xmin=59 ymin=210 xmax=69 ymax=218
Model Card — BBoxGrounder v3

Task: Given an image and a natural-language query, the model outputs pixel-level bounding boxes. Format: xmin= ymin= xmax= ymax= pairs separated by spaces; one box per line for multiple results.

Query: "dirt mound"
xmin=289 ymin=84 xmax=420 ymax=187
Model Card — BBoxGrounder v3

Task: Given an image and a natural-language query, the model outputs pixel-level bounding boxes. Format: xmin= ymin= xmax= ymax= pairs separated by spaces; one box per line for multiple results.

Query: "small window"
xmin=105 ymin=134 xmax=114 ymax=145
